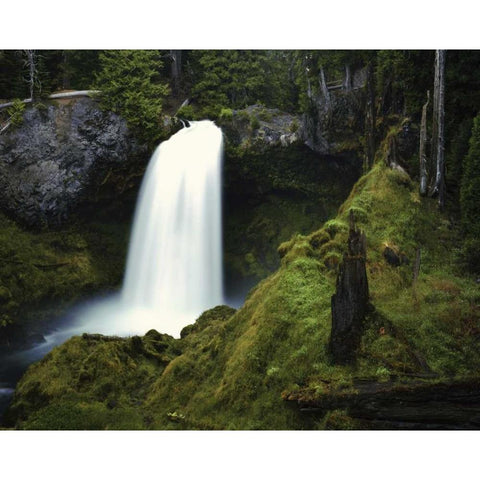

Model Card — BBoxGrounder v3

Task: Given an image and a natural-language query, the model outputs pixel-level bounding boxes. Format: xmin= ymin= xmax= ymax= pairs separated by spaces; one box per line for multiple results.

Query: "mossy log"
xmin=285 ymin=378 xmax=480 ymax=430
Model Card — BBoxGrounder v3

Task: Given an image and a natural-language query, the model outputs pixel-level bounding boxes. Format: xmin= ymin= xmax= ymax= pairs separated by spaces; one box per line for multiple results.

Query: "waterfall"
xmin=121 ymin=120 xmax=224 ymax=335
xmin=64 ymin=120 xmax=224 ymax=338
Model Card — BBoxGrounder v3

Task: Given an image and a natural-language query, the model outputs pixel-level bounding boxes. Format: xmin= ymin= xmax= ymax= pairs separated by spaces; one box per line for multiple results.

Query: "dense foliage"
xmin=460 ymin=113 xmax=480 ymax=272
xmin=93 ymin=50 xmax=170 ymax=146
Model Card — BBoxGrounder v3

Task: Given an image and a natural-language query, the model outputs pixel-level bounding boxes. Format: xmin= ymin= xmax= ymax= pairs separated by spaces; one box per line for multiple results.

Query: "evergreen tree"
xmin=0 ymin=50 xmax=28 ymax=99
xmin=189 ymin=50 xmax=295 ymax=116
xmin=460 ymin=113 xmax=480 ymax=272
xmin=94 ymin=50 xmax=169 ymax=146
xmin=461 ymin=114 xmax=480 ymax=236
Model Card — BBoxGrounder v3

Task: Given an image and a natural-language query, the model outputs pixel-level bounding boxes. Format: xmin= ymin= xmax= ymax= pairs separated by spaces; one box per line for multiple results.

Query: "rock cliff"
xmin=0 ymin=97 xmax=146 ymax=227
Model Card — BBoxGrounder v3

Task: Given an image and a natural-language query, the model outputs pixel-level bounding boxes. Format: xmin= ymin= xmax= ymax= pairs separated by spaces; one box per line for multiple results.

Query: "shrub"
xmin=176 ymin=104 xmax=196 ymax=120
xmin=219 ymin=107 xmax=233 ymax=121
xmin=6 ymin=99 xmax=26 ymax=127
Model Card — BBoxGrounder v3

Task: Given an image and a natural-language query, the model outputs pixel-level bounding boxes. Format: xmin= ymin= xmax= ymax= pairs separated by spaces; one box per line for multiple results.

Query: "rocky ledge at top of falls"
xmin=0 ymin=97 xmax=146 ymax=227
xmin=217 ymin=105 xmax=303 ymax=154
xmin=0 ymin=94 xmax=368 ymax=228
xmin=218 ymin=90 xmax=367 ymax=158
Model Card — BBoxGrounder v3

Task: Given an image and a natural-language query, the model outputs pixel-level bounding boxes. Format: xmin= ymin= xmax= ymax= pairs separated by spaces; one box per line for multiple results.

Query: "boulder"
xmin=218 ymin=105 xmax=302 ymax=154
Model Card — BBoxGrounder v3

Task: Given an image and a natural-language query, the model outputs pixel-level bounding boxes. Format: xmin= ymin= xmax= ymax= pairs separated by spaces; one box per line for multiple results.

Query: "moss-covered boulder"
xmin=4 ymin=330 xmax=181 ymax=429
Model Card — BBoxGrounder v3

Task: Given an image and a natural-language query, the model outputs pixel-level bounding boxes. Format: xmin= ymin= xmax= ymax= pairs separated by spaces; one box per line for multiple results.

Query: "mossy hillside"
xmin=295 ymin=156 xmax=480 ymax=382
xmin=145 ymin=146 xmax=480 ymax=428
xmin=145 ymin=260 xmax=333 ymax=429
xmin=7 ymin=134 xmax=480 ymax=429
xmin=5 ymin=330 xmax=181 ymax=429
xmin=0 ymin=210 xmax=130 ymax=336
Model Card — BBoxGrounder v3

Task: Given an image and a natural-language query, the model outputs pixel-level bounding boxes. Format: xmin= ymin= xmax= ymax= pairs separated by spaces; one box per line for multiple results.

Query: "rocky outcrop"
xmin=0 ymin=97 xmax=146 ymax=227
xmin=218 ymin=104 xmax=302 ymax=154
xmin=302 ymin=70 xmax=367 ymax=155
xmin=218 ymin=105 xmax=363 ymax=299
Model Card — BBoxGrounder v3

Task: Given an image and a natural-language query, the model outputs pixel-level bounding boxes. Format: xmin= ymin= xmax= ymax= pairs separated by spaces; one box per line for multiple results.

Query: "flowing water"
xmin=0 ymin=120 xmax=225 ymax=418
xmin=69 ymin=119 xmax=225 ymax=338
xmin=122 ymin=119 xmax=224 ymax=335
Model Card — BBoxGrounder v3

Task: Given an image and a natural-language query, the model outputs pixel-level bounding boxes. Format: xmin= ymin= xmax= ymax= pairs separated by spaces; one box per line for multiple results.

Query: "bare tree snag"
xmin=329 ymin=211 xmax=370 ymax=365
xmin=433 ymin=50 xmax=446 ymax=208
xmin=365 ymin=61 xmax=376 ymax=171
xmin=419 ymin=91 xmax=430 ymax=196
xmin=430 ymin=50 xmax=446 ymax=208
xmin=344 ymin=64 xmax=352 ymax=91
xmin=170 ymin=50 xmax=182 ymax=95
xmin=319 ymin=66 xmax=331 ymax=109
xmin=23 ymin=50 xmax=39 ymax=101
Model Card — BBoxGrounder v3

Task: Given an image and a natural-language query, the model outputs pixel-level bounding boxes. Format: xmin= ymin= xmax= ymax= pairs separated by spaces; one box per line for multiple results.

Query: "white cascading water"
xmin=121 ymin=120 xmax=224 ymax=334
xmin=47 ymin=120 xmax=225 ymax=340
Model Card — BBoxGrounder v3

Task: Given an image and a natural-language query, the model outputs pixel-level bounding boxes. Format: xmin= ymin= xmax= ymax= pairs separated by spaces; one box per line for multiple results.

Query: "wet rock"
xmin=0 ymin=97 xmax=145 ymax=227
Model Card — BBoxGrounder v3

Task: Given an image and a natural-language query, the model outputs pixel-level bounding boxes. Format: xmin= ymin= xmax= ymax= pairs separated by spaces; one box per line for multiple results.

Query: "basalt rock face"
xmin=0 ymin=97 xmax=146 ymax=227
xmin=218 ymin=104 xmax=302 ymax=154
xmin=302 ymin=70 xmax=367 ymax=155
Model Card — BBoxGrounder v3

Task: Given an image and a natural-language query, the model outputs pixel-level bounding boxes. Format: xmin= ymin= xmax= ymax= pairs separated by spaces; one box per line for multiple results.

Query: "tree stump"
xmin=329 ymin=211 xmax=369 ymax=364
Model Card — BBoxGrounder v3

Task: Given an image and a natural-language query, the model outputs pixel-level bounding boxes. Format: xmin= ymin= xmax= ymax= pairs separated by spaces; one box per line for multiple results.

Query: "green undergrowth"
xmin=0 ymin=211 xmax=129 ymax=332
xmin=6 ymin=133 xmax=480 ymax=430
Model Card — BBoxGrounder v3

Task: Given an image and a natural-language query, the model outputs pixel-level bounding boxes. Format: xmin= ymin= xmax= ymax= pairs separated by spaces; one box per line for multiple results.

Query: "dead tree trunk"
xmin=319 ymin=66 xmax=330 ymax=108
xmin=365 ymin=61 xmax=376 ymax=171
xmin=170 ymin=50 xmax=182 ymax=96
xmin=419 ymin=90 xmax=430 ymax=196
xmin=24 ymin=50 xmax=38 ymax=101
xmin=329 ymin=211 xmax=370 ymax=365
xmin=432 ymin=50 xmax=446 ymax=208
xmin=344 ymin=64 xmax=352 ymax=91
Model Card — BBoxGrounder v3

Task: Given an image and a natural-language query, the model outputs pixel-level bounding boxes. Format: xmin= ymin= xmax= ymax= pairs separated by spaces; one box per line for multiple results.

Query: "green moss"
xmin=0 ymin=211 xmax=129 ymax=337
xmin=323 ymin=219 xmax=348 ymax=238
xmin=219 ymin=107 xmax=233 ymax=121
xmin=308 ymin=230 xmax=331 ymax=249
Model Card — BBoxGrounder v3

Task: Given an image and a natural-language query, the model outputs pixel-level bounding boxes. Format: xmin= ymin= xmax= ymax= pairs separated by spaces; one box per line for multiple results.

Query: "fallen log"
xmin=0 ymin=90 xmax=100 ymax=110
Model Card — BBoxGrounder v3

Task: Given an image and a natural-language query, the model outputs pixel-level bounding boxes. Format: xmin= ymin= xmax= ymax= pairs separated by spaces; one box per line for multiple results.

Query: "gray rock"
xmin=218 ymin=105 xmax=303 ymax=154
xmin=0 ymin=98 xmax=145 ymax=227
